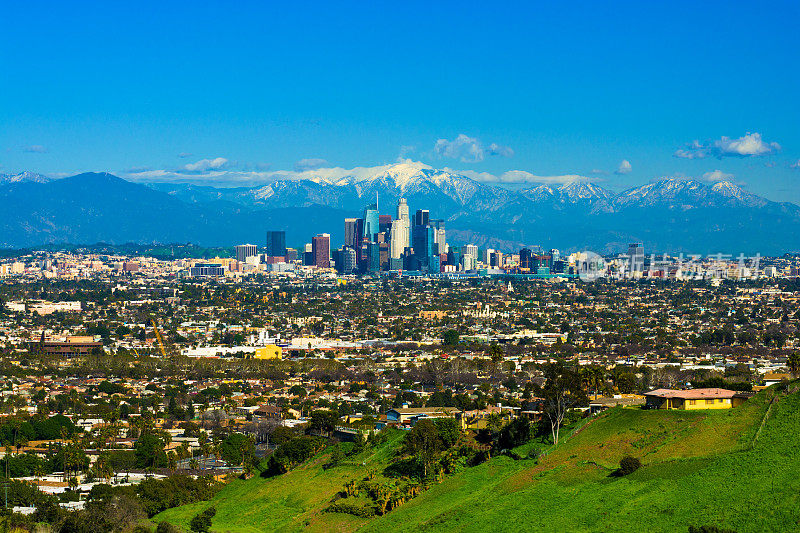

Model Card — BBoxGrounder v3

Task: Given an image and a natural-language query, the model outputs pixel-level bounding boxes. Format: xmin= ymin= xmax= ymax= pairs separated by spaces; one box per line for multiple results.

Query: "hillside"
xmin=155 ymin=385 xmax=800 ymax=532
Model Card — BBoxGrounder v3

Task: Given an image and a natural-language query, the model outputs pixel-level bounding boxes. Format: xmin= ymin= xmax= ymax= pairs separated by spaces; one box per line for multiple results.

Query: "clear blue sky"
xmin=2 ymin=1 xmax=799 ymax=201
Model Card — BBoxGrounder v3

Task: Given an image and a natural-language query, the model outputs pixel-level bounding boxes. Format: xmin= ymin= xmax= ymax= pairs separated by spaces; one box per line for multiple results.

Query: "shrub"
xmin=617 ymin=455 xmax=641 ymax=476
xmin=156 ymin=522 xmax=181 ymax=533
xmin=325 ymin=501 xmax=377 ymax=518
xmin=189 ymin=507 xmax=216 ymax=533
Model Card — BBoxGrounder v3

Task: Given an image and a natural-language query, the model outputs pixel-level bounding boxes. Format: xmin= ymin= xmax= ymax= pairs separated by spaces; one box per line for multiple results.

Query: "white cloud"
xmin=294 ymin=158 xmax=330 ymax=171
xmin=433 ymin=134 xmax=513 ymax=163
xmin=23 ymin=145 xmax=47 ymax=153
xmin=790 ymin=159 xmax=800 ymax=169
xmin=487 ymin=143 xmax=515 ymax=158
xmin=615 ymin=160 xmax=632 ymax=174
xmin=184 ymin=157 xmax=229 ymax=172
xmin=122 ymin=159 xmax=599 ymax=189
xmin=700 ymin=169 xmax=735 ymax=183
xmin=398 ymin=145 xmax=416 ymax=159
xmin=674 ymin=132 xmax=780 ymax=159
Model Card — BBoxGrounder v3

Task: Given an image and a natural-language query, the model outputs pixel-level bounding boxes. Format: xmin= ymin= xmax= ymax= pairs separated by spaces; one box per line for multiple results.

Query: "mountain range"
xmin=1 ymin=163 xmax=799 ymax=254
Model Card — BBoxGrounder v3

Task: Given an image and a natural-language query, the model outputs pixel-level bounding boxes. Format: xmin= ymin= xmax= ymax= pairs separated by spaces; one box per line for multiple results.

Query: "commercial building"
xmin=189 ymin=263 xmax=225 ymax=277
xmin=628 ymin=242 xmax=644 ymax=274
xmin=235 ymin=244 xmax=258 ymax=263
xmin=312 ymin=234 xmax=331 ymax=268
xmin=344 ymin=218 xmax=363 ymax=249
xmin=266 ymin=231 xmax=287 ymax=258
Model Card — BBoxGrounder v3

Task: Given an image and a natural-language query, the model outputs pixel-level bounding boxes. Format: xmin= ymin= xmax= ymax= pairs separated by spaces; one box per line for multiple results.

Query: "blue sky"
xmin=2 ymin=1 xmax=799 ymax=201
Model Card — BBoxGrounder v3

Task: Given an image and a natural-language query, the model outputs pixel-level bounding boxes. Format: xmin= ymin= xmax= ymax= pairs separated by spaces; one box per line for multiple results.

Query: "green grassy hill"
xmin=156 ymin=385 xmax=800 ymax=532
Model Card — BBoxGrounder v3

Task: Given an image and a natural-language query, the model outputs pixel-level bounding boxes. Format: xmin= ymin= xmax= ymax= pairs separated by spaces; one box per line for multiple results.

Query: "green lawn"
xmin=157 ymin=386 xmax=800 ymax=532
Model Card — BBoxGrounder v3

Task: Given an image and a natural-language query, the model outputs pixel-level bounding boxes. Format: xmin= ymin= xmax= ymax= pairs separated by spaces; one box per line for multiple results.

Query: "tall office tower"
xmin=396 ymin=198 xmax=412 ymax=248
xmin=432 ymin=220 xmax=446 ymax=255
xmin=344 ymin=218 xmax=362 ymax=249
xmin=379 ymin=214 xmax=392 ymax=235
xmin=235 ymin=244 xmax=258 ymax=263
xmin=312 ymin=234 xmax=331 ymax=268
xmin=340 ymin=246 xmax=357 ymax=274
xmin=464 ymin=244 xmax=478 ymax=262
xmin=363 ymin=204 xmax=380 ymax=242
xmin=549 ymin=248 xmax=561 ymax=263
xmin=397 ymin=197 xmax=410 ymax=221
xmin=414 ymin=209 xmax=430 ymax=227
xmin=389 ymin=201 xmax=410 ymax=260
xmin=366 ymin=241 xmax=381 ymax=272
xmin=461 ymin=253 xmax=478 ymax=271
xmin=303 ymin=243 xmax=314 ymax=266
xmin=483 ymin=248 xmax=496 ymax=264
xmin=412 ymin=224 xmax=434 ymax=269
xmin=266 ymin=231 xmax=287 ymax=258
xmin=519 ymin=248 xmax=534 ymax=270
xmin=286 ymin=248 xmax=298 ymax=262
xmin=628 ymin=242 xmax=644 ymax=274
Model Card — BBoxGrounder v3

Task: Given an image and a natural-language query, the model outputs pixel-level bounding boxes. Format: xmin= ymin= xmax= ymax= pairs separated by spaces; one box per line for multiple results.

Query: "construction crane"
xmin=151 ymin=319 xmax=168 ymax=358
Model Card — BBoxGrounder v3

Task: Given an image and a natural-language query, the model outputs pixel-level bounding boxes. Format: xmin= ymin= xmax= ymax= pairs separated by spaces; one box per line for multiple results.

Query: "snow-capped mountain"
xmin=0 ymin=171 xmax=51 ymax=184
xmin=3 ymin=165 xmax=800 ymax=253
xmin=612 ymin=178 xmax=768 ymax=210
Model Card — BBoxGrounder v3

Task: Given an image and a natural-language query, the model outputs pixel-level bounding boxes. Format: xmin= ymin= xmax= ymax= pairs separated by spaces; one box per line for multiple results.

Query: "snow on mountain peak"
xmin=0 ymin=171 xmax=51 ymax=184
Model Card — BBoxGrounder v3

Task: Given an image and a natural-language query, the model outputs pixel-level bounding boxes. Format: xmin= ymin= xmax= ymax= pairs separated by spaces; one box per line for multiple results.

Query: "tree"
xmin=309 ymin=410 xmax=338 ymax=437
xmin=787 ymin=352 xmax=800 ymax=378
xmin=541 ymin=362 xmax=587 ymax=445
xmin=402 ymin=419 xmax=443 ymax=480
xmin=442 ymin=330 xmax=460 ymax=347
xmin=616 ymin=455 xmax=641 ymax=476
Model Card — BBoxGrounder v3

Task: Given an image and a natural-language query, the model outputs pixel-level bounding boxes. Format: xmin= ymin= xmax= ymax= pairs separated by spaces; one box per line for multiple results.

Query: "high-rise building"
xmin=432 ymin=219 xmax=446 ymax=255
xmin=389 ymin=219 xmax=409 ymax=259
xmin=235 ymin=244 xmax=258 ymax=263
xmin=266 ymin=231 xmax=287 ymax=258
xmin=519 ymin=248 xmax=534 ymax=270
xmin=412 ymin=225 xmax=434 ymax=269
xmin=363 ymin=204 xmax=380 ymax=242
xmin=397 ymin=198 xmax=412 ymax=248
xmin=312 ymin=234 xmax=331 ymax=268
xmin=414 ymin=209 xmax=430 ymax=227
xmin=628 ymin=243 xmax=644 ymax=274
xmin=366 ymin=241 xmax=381 ymax=272
xmin=344 ymin=218 xmax=362 ymax=249
xmin=397 ymin=198 xmax=410 ymax=222
xmin=379 ymin=214 xmax=392 ymax=235
xmin=340 ymin=247 xmax=357 ymax=273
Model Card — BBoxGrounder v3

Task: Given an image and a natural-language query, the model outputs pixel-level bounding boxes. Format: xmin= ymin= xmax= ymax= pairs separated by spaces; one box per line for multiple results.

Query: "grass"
xmin=157 ymin=386 xmax=800 ymax=532
xmin=155 ymin=430 xmax=406 ymax=532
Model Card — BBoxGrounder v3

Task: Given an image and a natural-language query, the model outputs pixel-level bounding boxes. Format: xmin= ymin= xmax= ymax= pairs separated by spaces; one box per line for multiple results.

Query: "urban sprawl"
xmin=0 ymin=197 xmax=799 ymax=529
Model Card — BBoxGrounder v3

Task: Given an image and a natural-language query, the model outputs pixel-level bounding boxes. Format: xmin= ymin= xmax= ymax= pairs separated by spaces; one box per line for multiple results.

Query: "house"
xmin=456 ymin=404 xmax=517 ymax=431
xmin=763 ymin=373 xmax=790 ymax=387
xmin=644 ymin=388 xmax=737 ymax=410
xmin=385 ymin=406 xmax=461 ymax=425
xmin=254 ymin=404 xmax=283 ymax=420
